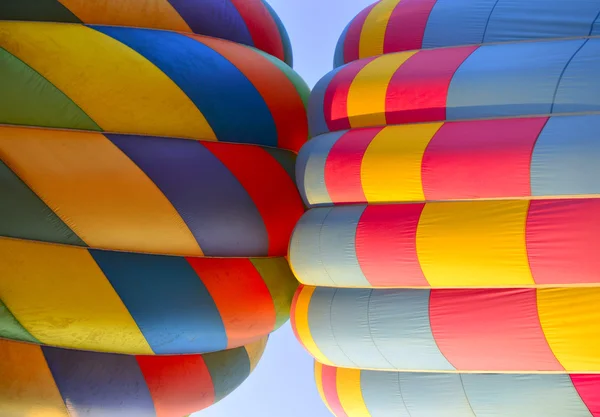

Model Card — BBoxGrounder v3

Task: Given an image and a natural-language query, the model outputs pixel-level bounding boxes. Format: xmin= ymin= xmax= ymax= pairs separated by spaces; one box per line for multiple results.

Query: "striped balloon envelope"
xmin=0 ymin=337 xmax=266 ymax=417
xmin=0 ymin=2 xmax=306 ymax=416
xmin=290 ymin=0 xmax=600 ymax=416
xmin=0 ymin=0 xmax=293 ymax=65
xmin=334 ymin=0 xmax=600 ymax=67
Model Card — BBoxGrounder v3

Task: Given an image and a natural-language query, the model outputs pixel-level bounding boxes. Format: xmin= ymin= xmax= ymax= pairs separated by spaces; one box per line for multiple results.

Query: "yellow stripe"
xmin=336 ymin=367 xmax=371 ymax=417
xmin=0 ymin=21 xmax=216 ymax=140
xmin=0 ymin=237 xmax=154 ymax=354
xmin=314 ymin=361 xmax=337 ymax=416
xmin=537 ymin=288 xmax=600 ymax=372
xmin=362 ymin=123 xmax=442 ymax=202
xmin=58 ymin=0 xmax=193 ymax=32
xmin=359 ymin=0 xmax=403 ymax=59
xmin=245 ymin=337 xmax=268 ymax=372
xmin=0 ymin=340 xmax=69 ymax=417
xmin=347 ymin=51 xmax=416 ymax=128
xmin=293 ymin=286 xmax=334 ymax=366
xmin=417 ymin=200 xmax=534 ymax=287
xmin=0 ymin=126 xmax=203 ymax=256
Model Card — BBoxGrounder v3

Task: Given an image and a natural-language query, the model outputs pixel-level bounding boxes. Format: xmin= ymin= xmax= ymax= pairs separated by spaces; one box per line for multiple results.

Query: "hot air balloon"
xmin=0 ymin=1 xmax=309 ymax=415
xmin=290 ymin=0 xmax=600 ymax=415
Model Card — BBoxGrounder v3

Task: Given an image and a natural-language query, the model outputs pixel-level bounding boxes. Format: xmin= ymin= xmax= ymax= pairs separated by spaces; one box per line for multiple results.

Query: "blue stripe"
xmin=90 ymin=25 xmax=277 ymax=147
xmin=107 ymin=134 xmax=268 ymax=257
xmin=334 ymin=21 xmax=352 ymax=68
xmin=308 ymin=65 xmax=345 ymax=137
xmin=484 ymin=0 xmax=600 ymax=43
xmin=447 ymin=39 xmax=586 ymax=120
xmin=261 ymin=0 xmax=293 ymax=66
xmin=42 ymin=346 xmax=157 ymax=416
xmin=593 ymin=14 xmax=600 ymax=35
xmin=531 ymin=115 xmax=600 ymax=197
xmin=553 ymin=39 xmax=600 ymax=113
xmin=295 ymin=131 xmax=344 ymax=207
xmin=422 ymin=0 xmax=497 ymax=49
xmin=90 ymin=249 xmax=228 ymax=354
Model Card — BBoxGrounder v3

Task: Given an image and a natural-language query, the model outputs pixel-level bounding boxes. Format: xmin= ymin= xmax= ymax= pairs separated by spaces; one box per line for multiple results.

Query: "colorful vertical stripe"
xmin=334 ymin=0 xmax=600 ymax=65
xmin=0 ymin=337 xmax=265 ymax=417
xmin=0 ymin=21 xmax=308 ymax=151
xmin=315 ymin=363 xmax=600 ymax=417
xmin=0 ymin=0 xmax=292 ymax=64
xmin=0 ymin=237 xmax=297 ymax=355
xmin=294 ymin=286 xmax=600 ymax=372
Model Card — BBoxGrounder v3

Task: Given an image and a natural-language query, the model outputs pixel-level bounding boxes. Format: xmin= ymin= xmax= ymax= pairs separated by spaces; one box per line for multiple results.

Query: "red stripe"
xmin=324 ymin=128 xmax=381 ymax=203
xmin=429 ymin=289 xmax=563 ymax=372
xmin=325 ymin=57 xmax=377 ymax=132
xmin=137 ymin=354 xmax=214 ymax=417
xmin=384 ymin=0 xmax=438 ymax=53
xmin=422 ymin=118 xmax=547 ymax=200
xmin=571 ymin=374 xmax=600 ymax=416
xmin=186 ymin=258 xmax=275 ymax=349
xmin=385 ymin=46 xmax=477 ymax=125
xmin=320 ymin=364 xmax=349 ymax=417
xmin=343 ymin=3 xmax=377 ymax=63
xmin=229 ymin=0 xmax=285 ymax=62
xmin=202 ymin=142 xmax=304 ymax=256
xmin=356 ymin=204 xmax=428 ymax=286
xmin=526 ymin=199 xmax=600 ymax=285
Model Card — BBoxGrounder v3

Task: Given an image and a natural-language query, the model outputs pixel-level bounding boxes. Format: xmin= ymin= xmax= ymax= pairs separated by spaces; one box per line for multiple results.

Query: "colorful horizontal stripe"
xmin=0 ymin=21 xmax=308 ymax=151
xmin=293 ymin=286 xmax=600 ymax=372
xmin=297 ymin=114 xmax=600 ymax=206
xmin=312 ymin=37 xmax=600 ymax=136
xmin=0 ymin=0 xmax=292 ymax=64
xmin=0 ymin=337 xmax=265 ymax=417
xmin=290 ymin=199 xmax=600 ymax=288
xmin=335 ymin=0 xmax=600 ymax=65
xmin=316 ymin=363 xmax=600 ymax=417
xmin=0 ymin=236 xmax=297 ymax=355
xmin=0 ymin=126 xmax=304 ymax=257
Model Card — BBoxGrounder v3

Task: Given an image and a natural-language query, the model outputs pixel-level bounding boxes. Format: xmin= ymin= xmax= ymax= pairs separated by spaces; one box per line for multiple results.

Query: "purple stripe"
xmin=167 ymin=0 xmax=254 ymax=46
xmin=106 ymin=134 xmax=268 ymax=256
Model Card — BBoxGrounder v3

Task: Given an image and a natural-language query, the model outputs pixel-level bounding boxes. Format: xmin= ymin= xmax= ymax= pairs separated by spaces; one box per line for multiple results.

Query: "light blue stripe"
xmin=296 ymin=131 xmax=346 ymax=207
xmin=531 ymin=115 xmax=600 ymax=196
xmin=361 ymin=370 xmax=410 ymax=417
xmin=320 ymin=205 xmax=370 ymax=287
xmin=484 ymin=0 xmax=600 ymax=43
xmin=447 ymin=39 xmax=586 ymax=120
xmin=423 ymin=0 xmax=497 ymax=48
xmin=593 ymin=15 xmax=600 ymax=35
xmin=289 ymin=208 xmax=335 ymax=286
xmin=308 ymin=66 xmax=345 ymax=137
xmin=400 ymin=373 xmax=475 ymax=417
xmin=334 ymin=21 xmax=352 ymax=68
xmin=553 ymin=39 xmax=600 ymax=113
xmin=462 ymin=374 xmax=594 ymax=417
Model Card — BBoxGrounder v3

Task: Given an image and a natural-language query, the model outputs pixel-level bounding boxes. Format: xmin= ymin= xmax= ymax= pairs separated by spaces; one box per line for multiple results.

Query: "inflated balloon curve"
xmin=0 ymin=1 xmax=310 ymax=416
xmin=290 ymin=0 xmax=600 ymax=416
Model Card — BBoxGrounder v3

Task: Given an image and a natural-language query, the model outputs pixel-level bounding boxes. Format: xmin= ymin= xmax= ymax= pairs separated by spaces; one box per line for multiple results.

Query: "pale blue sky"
xmin=193 ymin=1 xmax=373 ymax=416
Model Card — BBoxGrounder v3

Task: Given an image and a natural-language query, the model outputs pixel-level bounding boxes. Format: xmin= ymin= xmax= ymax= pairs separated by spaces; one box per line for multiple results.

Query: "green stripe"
xmin=0 ymin=160 xmax=86 ymax=246
xmin=250 ymin=47 xmax=310 ymax=111
xmin=0 ymin=299 xmax=40 ymax=344
xmin=262 ymin=148 xmax=297 ymax=186
xmin=204 ymin=345 xmax=251 ymax=403
xmin=0 ymin=48 xmax=101 ymax=131
xmin=0 ymin=0 xmax=82 ymax=23
xmin=250 ymin=258 xmax=299 ymax=330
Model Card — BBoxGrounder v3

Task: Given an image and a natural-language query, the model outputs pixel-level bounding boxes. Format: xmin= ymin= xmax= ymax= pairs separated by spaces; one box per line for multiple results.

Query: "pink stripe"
xmin=343 ymin=3 xmax=378 ymax=64
xmin=571 ymin=374 xmax=600 ymax=416
xmin=527 ymin=199 xmax=600 ymax=285
xmin=321 ymin=365 xmax=349 ymax=417
xmin=385 ymin=46 xmax=477 ymax=125
xmin=422 ymin=118 xmax=547 ymax=200
xmin=325 ymin=57 xmax=377 ymax=132
xmin=383 ymin=0 xmax=439 ymax=53
xmin=324 ymin=128 xmax=381 ymax=204
xmin=356 ymin=204 xmax=428 ymax=286
xmin=430 ymin=289 xmax=563 ymax=372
